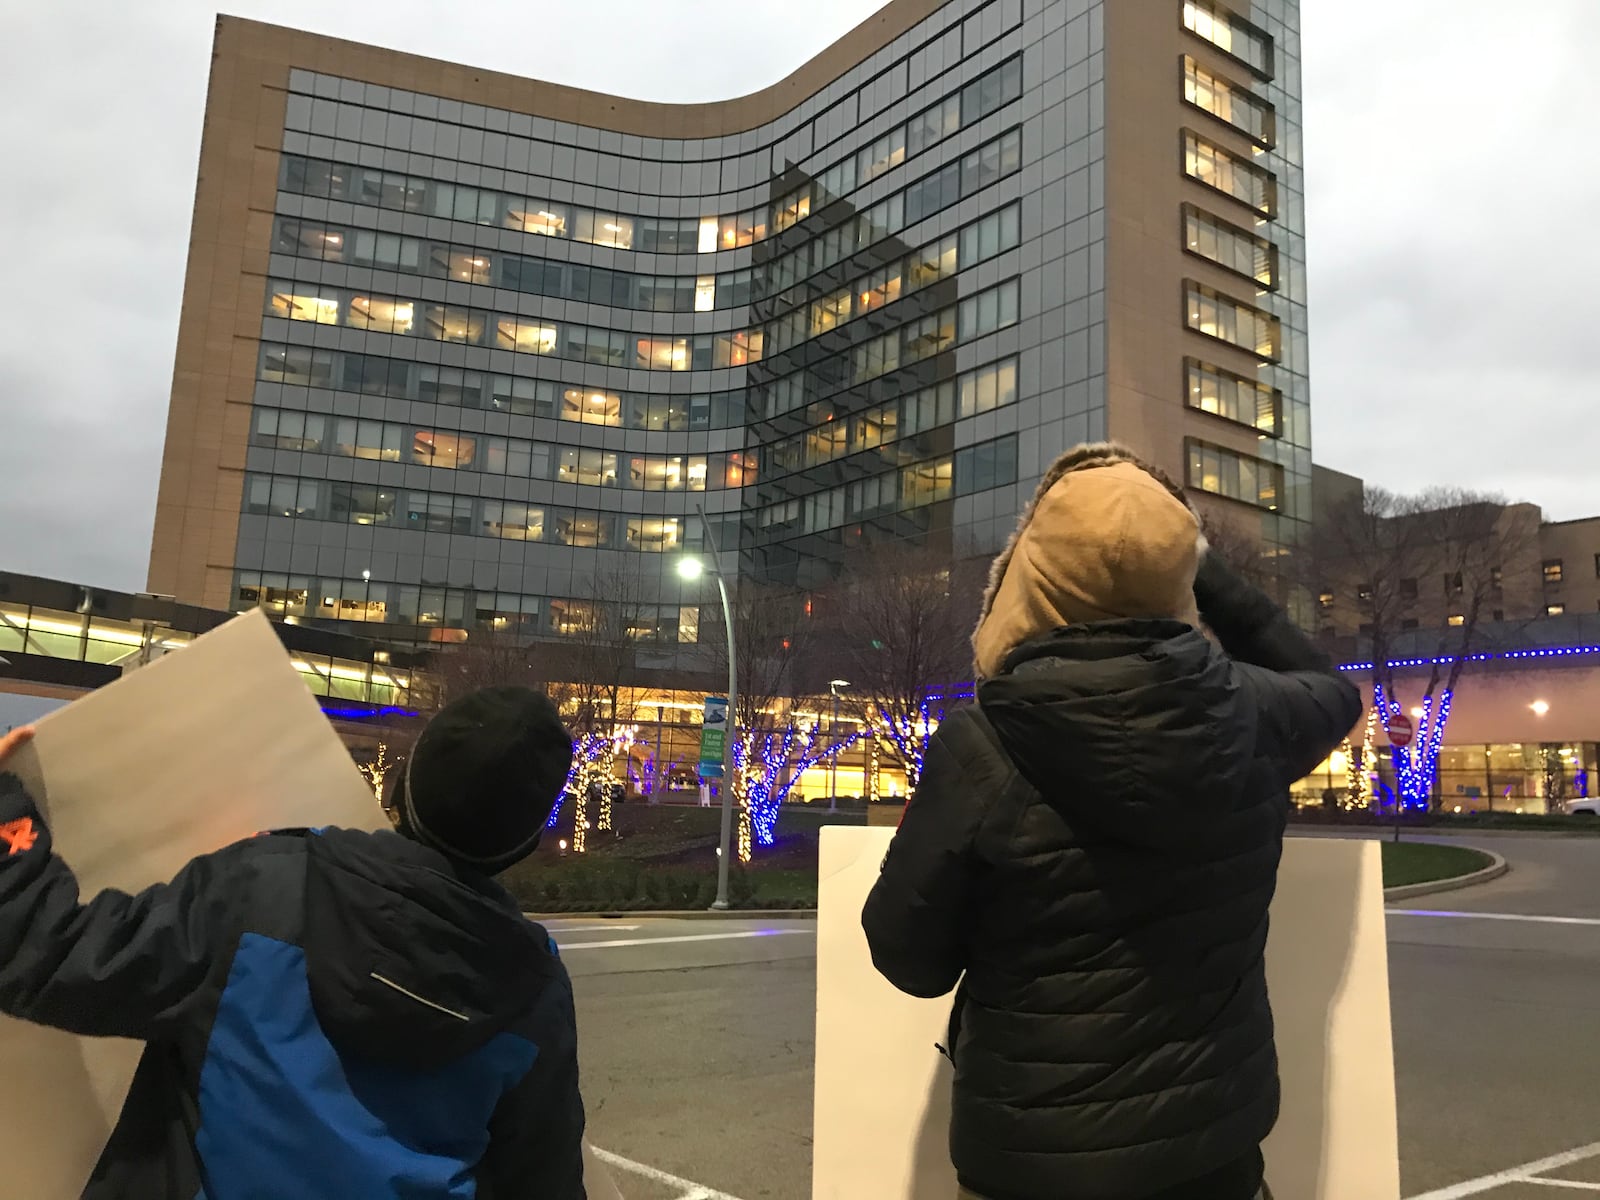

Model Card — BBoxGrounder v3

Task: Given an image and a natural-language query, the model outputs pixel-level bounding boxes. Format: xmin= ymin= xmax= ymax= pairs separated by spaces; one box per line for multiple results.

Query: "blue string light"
xmin=1339 ymin=642 xmax=1600 ymax=672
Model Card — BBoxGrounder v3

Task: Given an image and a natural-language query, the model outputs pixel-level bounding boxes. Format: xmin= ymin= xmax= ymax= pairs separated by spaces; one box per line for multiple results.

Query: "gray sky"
xmin=1 ymin=1 xmax=1594 ymax=594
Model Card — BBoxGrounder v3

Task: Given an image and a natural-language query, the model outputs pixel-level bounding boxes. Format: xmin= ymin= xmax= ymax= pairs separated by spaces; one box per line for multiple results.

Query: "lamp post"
xmin=679 ymin=508 xmax=737 ymax=910
xmin=828 ymin=679 xmax=851 ymax=810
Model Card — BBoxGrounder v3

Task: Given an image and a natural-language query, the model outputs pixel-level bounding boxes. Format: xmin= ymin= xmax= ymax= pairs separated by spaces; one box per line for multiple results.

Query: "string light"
xmin=731 ymin=718 xmax=864 ymax=861
xmin=358 ymin=742 xmax=394 ymax=803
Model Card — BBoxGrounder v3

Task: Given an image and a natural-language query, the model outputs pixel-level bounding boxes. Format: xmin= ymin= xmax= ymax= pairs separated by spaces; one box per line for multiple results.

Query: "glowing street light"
xmin=1531 ymin=699 xmax=1551 ymax=717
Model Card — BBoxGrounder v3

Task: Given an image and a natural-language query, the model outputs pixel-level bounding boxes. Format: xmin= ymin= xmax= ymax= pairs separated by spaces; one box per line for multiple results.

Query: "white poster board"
xmin=814 ymin=829 xmax=1400 ymax=1200
xmin=0 ymin=611 xmax=388 ymax=1198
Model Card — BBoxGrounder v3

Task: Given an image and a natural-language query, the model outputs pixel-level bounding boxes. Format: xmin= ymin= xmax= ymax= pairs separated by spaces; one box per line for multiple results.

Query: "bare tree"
xmin=827 ymin=544 xmax=976 ymax=789
xmin=1198 ymin=509 xmax=1279 ymax=597
xmin=1312 ymin=486 xmax=1535 ymax=811
xmin=563 ymin=565 xmax=650 ymax=736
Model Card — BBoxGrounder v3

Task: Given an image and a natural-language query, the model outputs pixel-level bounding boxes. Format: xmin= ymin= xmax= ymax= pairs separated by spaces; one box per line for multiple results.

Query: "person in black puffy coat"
xmin=863 ymin=444 xmax=1361 ymax=1200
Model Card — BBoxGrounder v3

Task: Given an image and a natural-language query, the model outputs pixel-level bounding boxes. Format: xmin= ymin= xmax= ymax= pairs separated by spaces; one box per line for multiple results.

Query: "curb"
xmin=526 ymin=908 xmax=818 ymax=921
xmin=1383 ymin=849 xmax=1509 ymax=902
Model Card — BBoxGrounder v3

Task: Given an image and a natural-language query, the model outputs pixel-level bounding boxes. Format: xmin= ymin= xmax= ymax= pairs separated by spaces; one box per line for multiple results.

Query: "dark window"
xmin=1490 ymin=565 xmax=1503 ymax=588
xmin=1444 ymin=572 xmax=1463 ymax=595
xmin=1400 ymin=578 xmax=1418 ymax=600
xmin=1401 ymin=619 xmax=1419 ymax=631
xmin=1493 ymin=609 xmax=1505 ymax=622
xmin=1357 ymin=583 xmax=1374 ymax=602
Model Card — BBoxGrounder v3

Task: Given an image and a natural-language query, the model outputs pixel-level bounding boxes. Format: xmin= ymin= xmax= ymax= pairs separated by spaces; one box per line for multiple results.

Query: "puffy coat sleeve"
xmin=861 ymin=712 xmax=989 ymax=999
xmin=0 ymin=772 xmax=241 ymax=1041
xmin=1195 ymin=554 xmax=1364 ymax=786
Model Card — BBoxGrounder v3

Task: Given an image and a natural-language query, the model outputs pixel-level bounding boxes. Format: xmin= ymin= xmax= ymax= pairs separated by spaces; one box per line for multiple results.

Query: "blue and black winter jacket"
xmin=0 ymin=779 xmax=585 ymax=1199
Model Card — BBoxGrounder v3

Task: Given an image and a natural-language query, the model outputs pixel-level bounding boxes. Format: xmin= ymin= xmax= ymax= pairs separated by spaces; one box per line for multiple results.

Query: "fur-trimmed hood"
xmin=971 ymin=444 xmax=1206 ymax=679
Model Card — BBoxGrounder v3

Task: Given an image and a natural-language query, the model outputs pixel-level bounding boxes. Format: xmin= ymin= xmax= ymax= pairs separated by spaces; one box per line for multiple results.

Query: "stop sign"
xmin=1387 ymin=714 xmax=1415 ymax=749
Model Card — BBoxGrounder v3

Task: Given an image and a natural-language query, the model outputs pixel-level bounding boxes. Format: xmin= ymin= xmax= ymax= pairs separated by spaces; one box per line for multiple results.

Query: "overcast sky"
xmin=1 ymin=1 xmax=1595 ymax=594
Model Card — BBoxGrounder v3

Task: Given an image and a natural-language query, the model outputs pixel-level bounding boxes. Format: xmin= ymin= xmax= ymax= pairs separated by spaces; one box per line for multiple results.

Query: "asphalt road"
xmin=553 ymin=832 xmax=1600 ymax=1200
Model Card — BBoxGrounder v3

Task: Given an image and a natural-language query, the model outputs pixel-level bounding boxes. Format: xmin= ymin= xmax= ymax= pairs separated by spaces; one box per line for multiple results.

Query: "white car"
xmin=1568 ymin=798 xmax=1600 ymax=817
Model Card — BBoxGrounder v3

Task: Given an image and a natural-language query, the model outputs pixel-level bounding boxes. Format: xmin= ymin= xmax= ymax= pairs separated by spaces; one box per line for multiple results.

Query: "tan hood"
xmin=972 ymin=444 xmax=1205 ymax=679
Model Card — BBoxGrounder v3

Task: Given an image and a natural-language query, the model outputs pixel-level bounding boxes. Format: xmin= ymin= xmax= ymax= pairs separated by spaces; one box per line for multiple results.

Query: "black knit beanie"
xmin=400 ymin=687 xmax=573 ymax=873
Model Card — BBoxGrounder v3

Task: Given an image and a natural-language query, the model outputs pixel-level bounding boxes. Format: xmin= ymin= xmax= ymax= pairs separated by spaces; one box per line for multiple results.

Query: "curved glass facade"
xmin=150 ymin=0 xmax=1312 ymax=669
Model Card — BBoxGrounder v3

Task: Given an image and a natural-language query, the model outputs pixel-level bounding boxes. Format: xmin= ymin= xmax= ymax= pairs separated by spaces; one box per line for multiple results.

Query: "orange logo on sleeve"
xmin=0 ymin=817 xmax=38 ymax=856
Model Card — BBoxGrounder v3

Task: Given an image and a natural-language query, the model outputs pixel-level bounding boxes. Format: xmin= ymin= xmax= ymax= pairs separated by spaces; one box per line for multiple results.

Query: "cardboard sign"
xmin=813 ymin=829 xmax=1400 ymax=1200
xmin=0 ymin=611 xmax=387 ymax=1198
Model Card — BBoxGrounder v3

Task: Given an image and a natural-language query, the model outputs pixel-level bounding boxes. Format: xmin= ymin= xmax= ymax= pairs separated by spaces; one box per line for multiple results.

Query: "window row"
xmin=242 ymin=474 xmax=713 ymax=553
xmin=1182 ymin=203 xmax=1276 ymax=288
xmin=267 ymin=199 xmax=1022 ymax=379
xmin=858 ymin=55 xmax=1022 ymax=184
xmin=756 ymin=434 xmax=1017 ymax=538
xmin=1183 ymin=0 xmax=1274 ymax=80
xmin=1185 ymin=439 xmax=1283 ymax=510
xmin=235 ymin=571 xmax=705 ymax=643
xmin=852 ymin=279 xmax=1020 ymax=384
xmin=1185 ymin=280 xmax=1280 ymax=360
xmin=1183 ymin=56 xmax=1275 ymax=148
xmin=266 ymin=280 xmax=766 ymax=370
xmin=1184 ymin=357 xmax=1281 ymax=436
xmin=274 ymin=52 xmax=1024 ymax=258
xmin=275 ymin=217 xmax=762 ymax=314
xmin=259 ymin=343 xmax=750 ymax=430
xmin=767 ymin=203 xmax=1020 ymax=356
xmin=251 ymin=409 xmax=755 ymax=490
xmin=1183 ymin=131 xmax=1277 ymax=217
xmin=762 ymin=358 xmax=1018 ymax=479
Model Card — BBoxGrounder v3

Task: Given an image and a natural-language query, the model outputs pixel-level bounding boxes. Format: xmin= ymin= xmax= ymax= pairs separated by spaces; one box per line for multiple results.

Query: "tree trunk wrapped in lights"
xmin=730 ymin=720 xmax=863 ymax=862
xmin=358 ymin=743 xmax=394 ymax=804
xmin=548 ymin=726 xmax=634 ymax=852
xmin=1310 ymin=484 xmax=1535 ymax=813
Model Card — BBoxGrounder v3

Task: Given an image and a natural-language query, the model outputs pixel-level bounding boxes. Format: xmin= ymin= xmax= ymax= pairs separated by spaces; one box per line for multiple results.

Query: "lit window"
xmin=698 ymin=219 xmax=719 ymax=254
xmin=411 ymin=431 xmax=477 ymax=470
xmin=1547 ymin=603 xmax=1567 ymax=617
xmin=268 ymin=282 xmax=339 ymax=324
xmin=494 ymin=317 xmax=557 ymax=355
xmin=561 ymin=389 xmax=623 ymax=427
xmin=1318 ymin=592 xmax=1334 ymax=609
xmin=626 ymin=518 xmax=682 ymax=552
xmin=1184 ymin=132 xmax=1276 ymax=216
xmin=1544 ymin=560 xmax=1565 ymax=585
xmin=1184 ymin=439 xmax=1282 ymax=510
xmin=694 ymin=276 xmax=716 ymax=312
xmin=1185 ymin=281 xmax=1280 ymax=359
xmin=348 ymin=295 xmax=415 ymax=335
xmin=507 ymin=204 xmax=567 ymax=237
xmin=1184 ymin=0 xmax=1274 ymax=78
xmin=1184 ymin=56 xmax=1275 ymax=146
xmin=577 ymin=212 xmax=634 ymax=249
xmin=1185 ymin=358 xmax=1280 ymax=433
xmin=678 ymin=606 xmax=701 ymax=644
xmin=482 ymin=502 xmax=545 ymax=542
xmin=1184 ymin=205 xmax=1276 ymax=287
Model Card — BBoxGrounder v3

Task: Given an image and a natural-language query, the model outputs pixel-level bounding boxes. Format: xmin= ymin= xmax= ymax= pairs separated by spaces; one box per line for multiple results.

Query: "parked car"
xmin=1567 ymin=798 xmax=1600 ymax=816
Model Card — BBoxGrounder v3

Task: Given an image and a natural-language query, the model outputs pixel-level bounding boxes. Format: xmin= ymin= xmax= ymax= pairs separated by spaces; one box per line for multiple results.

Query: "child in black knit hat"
xmin=0 ymin=688 xmax=587 ymax=1199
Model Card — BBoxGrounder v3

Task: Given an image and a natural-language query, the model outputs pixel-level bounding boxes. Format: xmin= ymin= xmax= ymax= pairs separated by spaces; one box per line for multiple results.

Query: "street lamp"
xmin=1531 ymin=699 xmax=1551 ymax=717
xmin=679 ymin=506 xmax=738 ymax=910
xmin=829 ymin=679 xmax=851 ymax=810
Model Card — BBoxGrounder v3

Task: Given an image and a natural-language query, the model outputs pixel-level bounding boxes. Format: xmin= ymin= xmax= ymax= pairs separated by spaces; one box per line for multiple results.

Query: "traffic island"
xmin=1381 ymin=841 xmax=1508 ymax=901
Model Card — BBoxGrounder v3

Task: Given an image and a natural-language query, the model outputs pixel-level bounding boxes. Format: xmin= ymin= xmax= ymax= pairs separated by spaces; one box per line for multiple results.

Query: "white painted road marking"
xmin=590 ymin=1145 xmax=747 ymax=1200
xmin=1405 ymin=1140 xmax=1600 ymax=1199
xmin=541 ymin=922 xmax=643 ymax=933
xmin=1388 ymin=909 xmax=1600 ymax=928
xmin=559 ymin=929 xmax=813 ymax=952
xmin=1526 ymin=1180 xmax=1600 ymax=1191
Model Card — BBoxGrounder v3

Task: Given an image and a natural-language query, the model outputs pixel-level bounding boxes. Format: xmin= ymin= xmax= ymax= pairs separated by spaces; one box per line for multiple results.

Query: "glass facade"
xmin=200 ymin=0 xmax=1312 ymax=660
xmin=230 ymin=0 xmax=1093 ymax=656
